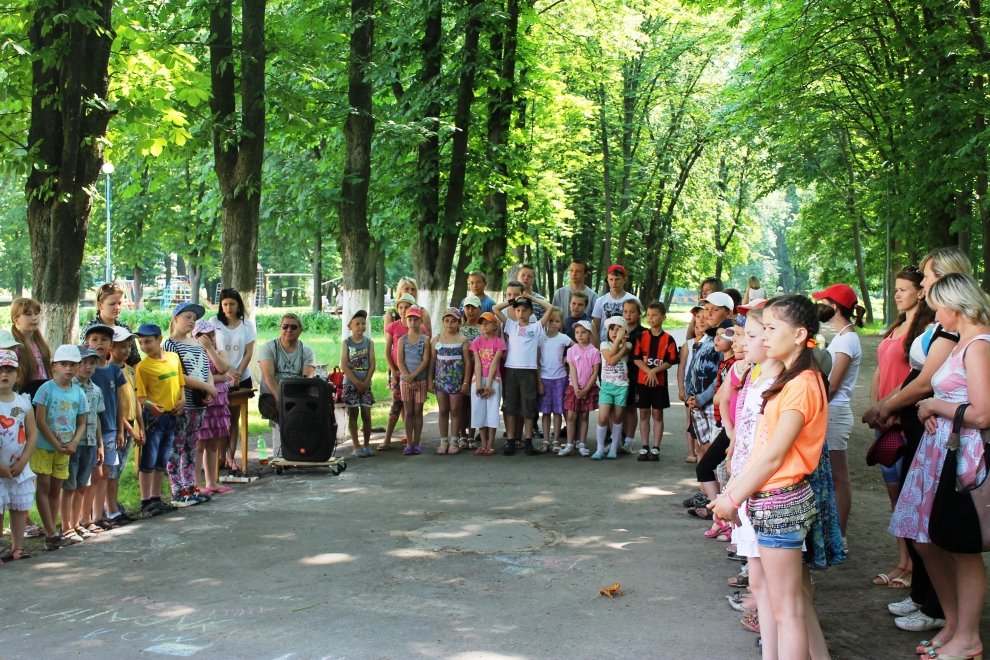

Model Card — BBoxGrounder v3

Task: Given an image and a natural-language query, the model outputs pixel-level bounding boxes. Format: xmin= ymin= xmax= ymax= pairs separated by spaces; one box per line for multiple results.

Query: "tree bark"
xmin=839 ymin=129 xmax=874 ymax=324
xmin=211 ymin=0 xmax=266 ymax=307
xmin=25 ymin=0 xmax=115 ymax=344
xmin=312 ymin=230 xmax=323 ymax=313
xmin=338 ymin=0 xmax=376 ymax=334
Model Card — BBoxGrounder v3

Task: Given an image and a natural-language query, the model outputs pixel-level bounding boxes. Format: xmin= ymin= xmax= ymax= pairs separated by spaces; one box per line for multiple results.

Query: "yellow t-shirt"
xmin=118 ymin=363 xmax=139 ymax=422
xmin=135 ymin=352 xmax=185 ymax=412
xmin=752 ymin=370 xmax=827 ymax=491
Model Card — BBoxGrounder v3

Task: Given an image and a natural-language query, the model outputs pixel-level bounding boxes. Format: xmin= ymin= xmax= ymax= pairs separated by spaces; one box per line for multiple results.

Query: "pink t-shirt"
xmin=566 ymin=343 xmax=601 ymax=389
xmin=470 ymin=336 xmax=507 ymax=381
xmin=876 ymin=333 xmax=911 ymax=400
xmin=386 ymin=319 xmax=409 ymax=364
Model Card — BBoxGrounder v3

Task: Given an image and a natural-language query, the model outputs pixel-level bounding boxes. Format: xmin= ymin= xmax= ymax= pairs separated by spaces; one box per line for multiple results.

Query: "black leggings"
xmin=697 ymin=428 xmax=729 ymax=483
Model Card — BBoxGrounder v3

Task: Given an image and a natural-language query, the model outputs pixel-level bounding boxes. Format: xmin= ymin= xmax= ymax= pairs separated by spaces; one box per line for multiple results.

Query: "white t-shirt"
xmin=539 ymin=333 xmax=573 ymax=379
xmin=600 ymin=340 xmax=631 ymax=386
xmin=503 ymin=319 xmax=545 ymax=369
xmin=591 ymin=292 xmax=640 ymax=340
xmin=826 ymin=330 xmax=861 ymax=406
xmin=216 ymin=318 xmax=257 ymax=371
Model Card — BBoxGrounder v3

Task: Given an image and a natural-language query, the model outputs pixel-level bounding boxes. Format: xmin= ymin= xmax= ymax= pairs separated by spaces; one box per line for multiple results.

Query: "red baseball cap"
xmin=812 ymin=284 xmax=857 ymax=309
xmin=607 ymin=264 xmax=627 ymax=277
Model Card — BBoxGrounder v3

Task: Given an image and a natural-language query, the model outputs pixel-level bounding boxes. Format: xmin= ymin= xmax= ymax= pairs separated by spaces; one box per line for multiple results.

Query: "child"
xmin=457 ymin=295 xmax=483 ymax=450
xmin=466 ymin=271 xmax=496 ymax=313
xmin=60 ymin=345 xmax=103 ymax=543
xmin=107 ymin=326 xmax=143 ymax=525
xmin=684 ymin=292 xmax=734 ymax=461
xmin=83 ymin=324 xmax=127 ymax=531
xmin=397 ymin=306 xmax=430 ymax=455
xmin=430 ymin=308 xmax=469 ymax=455
xmin=562 ymin=291 xmax=591 ymax=342
xmin=163 ymin=302 xmax=217 ymax=507
xmin=559 ymin=320 xmax=601 ymax=457
xmin=621 ymin=299 xmax=645 ymax=453
xmin=193 ymin=320 xmax=232 ymax=493
xmin=633 ymin=302 xmax=679 ymax=462
xmin=678 ymin=305 xmax=706 ymax=463
xmin=538 ymin=308 xmax=572 ymax=453
xmin=10 ymin=298 xmax=52 ymax=398
xmin=0 ymin=348 xmax=38 ymax=559
xmin=711 ymin=295 xmax=829 ymax=659
xmin=590 ymin=264 xmax=640 ymax=342
xmin=32 ymin=344 xmax=87 ymax=549
xmin=594 ymin=317 xmax=631 ymax=459
xmin=382 ymin=293 xmax=416 ymax=450
xmin=493 ymin=291 xmax=553 ymax=455
xmin=470 ymin=312 xmax=506 ymax=455
xmin=134 ymin=323 xmax=185 ymax=517
xmin=341 ymin=310 xmax=376 ymax=458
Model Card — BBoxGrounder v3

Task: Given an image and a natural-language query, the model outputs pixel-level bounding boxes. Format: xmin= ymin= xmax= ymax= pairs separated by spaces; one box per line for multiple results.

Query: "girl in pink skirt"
xmin=193 ymin=320 xmax=232 ymax=494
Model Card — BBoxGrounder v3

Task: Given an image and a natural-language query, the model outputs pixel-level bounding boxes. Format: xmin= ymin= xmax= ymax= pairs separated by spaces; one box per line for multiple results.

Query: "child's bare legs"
xmin=593 ymin=404 xmax=612 ymax=457
xmin=623 ymin=405 xmax=637 ymax=450
xmin=436 ymin=393 xmax=451 ymax=444
xmin=8 ymin=509 xmax=26 ymax=552
xmin=383 ymin=380 xmax=403 ymax=448
xmin=448 ymin=395 xmax=462 ymax=440
xmin=406 ymin=401 xmax=425 ymax=446
xmin=360 ymin=407 xmax=372 ymax=448
xmin=139 ymin=471 xmax=154 ymax=500
xmin=90 ymin=466 xmax=108 ymax=522
xmin=106 ymin=474 xmax=122 ymax=516
xmin=803 ymin=566 xmax=829 ymax=660
xmin=348 ymin=407 xmax=361 ymax=451
xmin=482 ymin=427 xmax=495 ymax=452
xmin=761 ymin=546 xmax=808 ymax=657
xmin=36 ymin=475 xmax=60 ymax=537
xmin=651 ymin=409 xmax=664 ymax=448
xmin=749 ymin=558 xmax=776 ymax=659
xmin=199 ymin=438 xmax=222 ymax=490
xmin=73 ymin=487 xmax=89 ymax=529
xmin=504 ymin=413 xmax=519 ymax=442
xmin=638 ymin=408 xmax=652 ymax=447
xmin=565 ymin=410 xmax=578 ymax=446
xmin=684 ymin=408 xmax=697 ymax=461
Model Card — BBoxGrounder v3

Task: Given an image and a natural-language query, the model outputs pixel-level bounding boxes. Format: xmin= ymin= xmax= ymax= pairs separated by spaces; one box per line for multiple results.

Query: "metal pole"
xmin=102 ymin=162 xmax=114 ymax=283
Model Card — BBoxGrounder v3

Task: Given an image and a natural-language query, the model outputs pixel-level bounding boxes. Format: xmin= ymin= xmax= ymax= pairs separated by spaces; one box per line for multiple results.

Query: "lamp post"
xmin=102 ymin=162 xmax=114 ymax=283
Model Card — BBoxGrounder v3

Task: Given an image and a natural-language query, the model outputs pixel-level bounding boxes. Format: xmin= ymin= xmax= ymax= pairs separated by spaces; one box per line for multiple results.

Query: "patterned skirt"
xmin=198 ymin=381 xmax=231 ymax=441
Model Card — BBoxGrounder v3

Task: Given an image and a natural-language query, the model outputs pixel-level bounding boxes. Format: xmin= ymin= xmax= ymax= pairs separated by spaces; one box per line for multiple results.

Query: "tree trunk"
xmin=370 ymin=243 xmax=386 ymax=316
xmin=480 ymin=0 xmax=520 ymax=292
xmin=838 ymin=129 xmax=874 ymax=324
xmin=188 ymin=265 xmax=202 ymax=305
xmin=338 ymin=0 xmax=376 ymax=336
xmin=25 ymin=0 xmax=115 ymax=344
xmin=312 ymin=230 xmax=323 ymax=313
xmin=211 ymin=0 xmax=266 ymax=308
xmin=133 ymin=266 xmax=144 ymax=306
xmin=597 ymin=83 xmax=614 ymax=285
xmin=449 ymin=241 xmax=472 ymax=308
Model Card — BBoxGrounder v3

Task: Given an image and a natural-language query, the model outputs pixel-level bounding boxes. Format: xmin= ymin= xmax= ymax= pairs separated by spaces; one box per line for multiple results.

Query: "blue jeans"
xmin=139 ymin=413 xmax=176 ymax=473
xmin=758 ymin=525 xmax=808 ymax=550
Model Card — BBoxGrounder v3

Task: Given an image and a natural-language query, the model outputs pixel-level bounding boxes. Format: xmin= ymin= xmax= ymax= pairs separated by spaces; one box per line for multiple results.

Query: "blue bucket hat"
xmin=172 ymin=301 xmax=205 ymax=320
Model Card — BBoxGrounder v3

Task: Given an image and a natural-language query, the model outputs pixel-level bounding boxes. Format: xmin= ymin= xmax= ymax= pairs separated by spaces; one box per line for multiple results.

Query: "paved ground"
xmin=0 ymin=333 xmax=988 ymax=659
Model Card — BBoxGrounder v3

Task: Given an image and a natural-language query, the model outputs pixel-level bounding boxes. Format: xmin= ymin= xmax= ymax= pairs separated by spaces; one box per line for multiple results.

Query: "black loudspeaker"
xmin=279 ymin=378 xmax=337 ymax=462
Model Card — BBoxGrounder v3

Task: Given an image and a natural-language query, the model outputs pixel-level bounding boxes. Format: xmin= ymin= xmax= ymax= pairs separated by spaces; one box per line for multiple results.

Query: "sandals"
xmin=688 ymin=506 xmax=713 ymax=520
xmin=728 ymin=574 xmax=749 ymax=588
xmin=741 ymin=610 xmax=760 ymax=633
xmin=447 ymin=442 xmax=461 ymax=455
xmin=705 ymin=520 xmax=730 ymax=539
xmin=62 ymin=530 xmax=83 ymax=544
xmin=890 ymin=573 xmax=912 ymax=589
xmin=84 ymin=523 xmax=104 ymax=535
xmin=44 ymin=535 xmax=62 ymax=551
xmin=473 ymin=447 xmax=485 ymax=456
xmin=10 ymin=548 xmax=31 ymax=560
xmin=24 ymin=523 xmax=44 ymax=539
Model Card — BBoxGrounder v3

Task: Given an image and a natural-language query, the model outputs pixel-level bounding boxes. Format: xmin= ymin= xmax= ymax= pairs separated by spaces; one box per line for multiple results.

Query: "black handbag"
xmin=929 ymin=403 xmax=990 ymax=553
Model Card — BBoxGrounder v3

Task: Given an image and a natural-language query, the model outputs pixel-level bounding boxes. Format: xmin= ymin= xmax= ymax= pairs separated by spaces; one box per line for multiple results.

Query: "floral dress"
xmin=433 ymin=340 xmax=466 ymax=395
xmin=889 ymin=335 xmax=990 ymax=543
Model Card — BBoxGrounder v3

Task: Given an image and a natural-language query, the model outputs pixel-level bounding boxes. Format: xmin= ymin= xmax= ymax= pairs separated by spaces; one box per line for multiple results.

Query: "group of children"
xmin=0 ymin=293 xmax=248 ymax=561
xmin=339 ymin=263 xmax=682 ymax=462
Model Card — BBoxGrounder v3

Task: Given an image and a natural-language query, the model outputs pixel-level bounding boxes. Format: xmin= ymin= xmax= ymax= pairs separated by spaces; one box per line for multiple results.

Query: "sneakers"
xmin=523 ymin=439 xmax=539 ymax=456
xmin=894 ymin=610 xmax=945 ymax=632
xmin=403 ymin=445 xmax=414 ymax=455
xmin=619 ymin=442 xmax=633 ymax=455
xmin=637 ymin=448 xmax=650 ymax=462
xmin=683 ymin=491 xmax=709 ymax=508
xmin=649 ymin=447 xmax=660 ymax=461
xmin=606 ymin=449 xmax=618 ymax=459
xmin=591 ymin=450 xmax=604 ymax=460
xmin=503 ymin=439 xmax=517 ymax=456
xmin=550 ymin=440 xmax=562 ymax=454
xmin=172 ymin=495 xmax=199 ymax=508
xmin=887 ymin=597 xmax=920 ymax=617
xmin=558 ymin=444 xmax=573 ymax=456
xmin=577 ymin=443 xmax=590 ymax=457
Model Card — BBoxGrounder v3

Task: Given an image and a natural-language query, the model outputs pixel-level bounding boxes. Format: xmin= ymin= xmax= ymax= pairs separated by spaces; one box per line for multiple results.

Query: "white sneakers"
xmin=894 ymin=610 xmax=945 ymax=632
xmin=887 ymin=597 xmax=919 ymax=617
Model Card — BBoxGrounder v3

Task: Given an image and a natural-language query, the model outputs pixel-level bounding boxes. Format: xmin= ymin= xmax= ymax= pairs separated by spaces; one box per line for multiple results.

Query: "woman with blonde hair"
xmin=384 ymin=277 xmax=433 ymax=335
xmin=742 ymin=276 xmax=766 ymax=305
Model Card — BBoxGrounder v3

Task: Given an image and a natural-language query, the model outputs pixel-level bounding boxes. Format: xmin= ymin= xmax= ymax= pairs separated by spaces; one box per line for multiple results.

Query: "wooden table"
xmin=227 ymin=388 xmax=256 ymax=476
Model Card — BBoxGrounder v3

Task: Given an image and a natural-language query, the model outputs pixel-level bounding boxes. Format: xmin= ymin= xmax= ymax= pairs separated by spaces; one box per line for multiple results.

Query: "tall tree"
xmin=210 ymin=0 xmax=266 ymax=305
xmin=25 ymin=0 xmax=114 ymax=343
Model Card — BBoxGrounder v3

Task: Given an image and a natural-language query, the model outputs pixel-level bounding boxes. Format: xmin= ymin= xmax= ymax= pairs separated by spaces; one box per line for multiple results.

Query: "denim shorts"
xmin=140 ymin=413 xmax=176 ymax=473
xmin=63 ymin=444 xmax=97 ymax=491
xmin=109 ymin=434 xmax=133 ymax=480
xmin=757 ymin=525 xmax=808 ymax=550
xmin=101 ymin=430 xmax=120 ymax=468
xmin=880 ymin=457 xmax=903 ymax=485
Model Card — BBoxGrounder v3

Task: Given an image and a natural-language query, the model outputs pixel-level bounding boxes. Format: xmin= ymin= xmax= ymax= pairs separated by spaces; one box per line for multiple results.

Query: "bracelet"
xmin=725 ymin=492 xmax=740 ymax=509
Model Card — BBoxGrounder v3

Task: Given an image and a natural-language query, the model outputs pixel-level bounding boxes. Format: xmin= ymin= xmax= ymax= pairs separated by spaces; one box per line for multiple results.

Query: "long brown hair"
xmin=761 ymin=295 xmax=821 ymax=412
xmin=883 ymin=267 xmax=935 ymax=360
xmin=10 ymin=298 xmax=52 ymax=388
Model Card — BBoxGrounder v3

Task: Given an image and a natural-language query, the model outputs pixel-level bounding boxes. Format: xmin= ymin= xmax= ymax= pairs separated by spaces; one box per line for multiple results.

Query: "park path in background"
xmin=0 ymin=334 xmax=988 ymax=658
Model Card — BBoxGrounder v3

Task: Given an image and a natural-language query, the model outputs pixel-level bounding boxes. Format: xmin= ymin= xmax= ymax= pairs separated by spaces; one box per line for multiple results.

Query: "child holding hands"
xmin=559 ymin=320 xmax=600 ymax=457
xmin=0 ymin=348 xmax=37 ymax=559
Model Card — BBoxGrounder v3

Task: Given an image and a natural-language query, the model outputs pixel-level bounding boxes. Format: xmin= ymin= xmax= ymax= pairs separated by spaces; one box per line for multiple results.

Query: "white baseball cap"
xmin=52 ymin=344 xmax=82 ymax=363
xmin=604 ymin=316 xmax=626 ymax=329
xmin=112 ymin=326 xmax=134 ymax=342
xmin=702 ymin=291 xmax=735 ymax=312
xmin=0 ymin=330 xmax=22 ymax=349
xmin=574 ymin=319 xmax=593 ymax=332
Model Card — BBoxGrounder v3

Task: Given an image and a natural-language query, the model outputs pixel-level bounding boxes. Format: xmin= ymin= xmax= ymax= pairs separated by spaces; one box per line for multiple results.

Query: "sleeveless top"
xmin=402 ymin=334 xmax=428 ymax=381
xmin=344 ymin=336 xmax=371 ymax=384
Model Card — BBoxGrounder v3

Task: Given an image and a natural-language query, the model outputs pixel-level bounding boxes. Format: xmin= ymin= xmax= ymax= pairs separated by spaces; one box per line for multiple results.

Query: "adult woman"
xmin=213 ymin=288 xmax=256 ymax=471
xmin=889 ymin=273 xmax=990 ymax=660
xmin=10 ymin=298 xmax=52 ymax=398
xmin=863 ymin=247 xmax=972 ymax=637
xmin=83 ymin=282 xmax=139 ymax=366
xmin=868 ymin=267 xmax=933 ymax=589
xmin=742 ymin=276 xmax=766 ymax=305
xmin=384 ymin=277 xmax=433 ymax=335
xmin=811 ymin=283 xmax=864 ymax=542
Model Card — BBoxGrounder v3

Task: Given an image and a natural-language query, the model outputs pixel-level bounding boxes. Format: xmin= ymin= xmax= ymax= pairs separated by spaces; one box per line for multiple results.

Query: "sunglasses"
xmin=281 ymin=323 xmax=300 ymax=331
xmin=97 ymin=282 xmax=123 ymax=300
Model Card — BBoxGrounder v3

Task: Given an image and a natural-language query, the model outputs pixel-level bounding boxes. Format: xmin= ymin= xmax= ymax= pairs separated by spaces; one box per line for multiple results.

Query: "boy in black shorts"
xmin=632 ymin=302 xmax=679 ymax=461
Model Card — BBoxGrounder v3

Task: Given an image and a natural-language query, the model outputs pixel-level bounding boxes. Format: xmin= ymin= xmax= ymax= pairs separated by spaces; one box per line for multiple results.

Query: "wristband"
xmin=725 ymin=492 xmax=740 ymax=509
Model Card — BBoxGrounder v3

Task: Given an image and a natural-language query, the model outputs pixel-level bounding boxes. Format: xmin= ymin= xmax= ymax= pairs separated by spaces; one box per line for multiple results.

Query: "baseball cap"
xmin=406 ymin=306 xmax=423 ymax=318
xmin=462 ymin=294 xmax=482 ymax=308
xmin=52 ymin=344 xmax=82 ymax=363
xmin=702 ymin=291 xmax=735 ymax=311
xmin=607 ymin=264 xmax=627 ymax=277
xmin=135 ymin=323 xmax=163 ymax=337
xmin=396 ymin=293 xmax=417 ymax=306
xmin=349 ymin=309 xmax=368 ymax=324
xmin=172 ymin=301 xmax=206 ymax=319
xmin=812 ymin=284 xmax=857 ymax=309
xmin=192 ymin=319 xmax=216 ymax=337
xmin=574 ymin=319 xmax=593 ymax=333
xmin=77 ymin=345 xmax=99 ymax=360
xmin=112 ymin=326 xmax=134 ymax=342
xmin=604 ymin=316 xmax=626 ymax=329
xmin=0 ymin=330 xmax=22 ymax=349
xmin=0 ymin=348 xmax=19 ymax=368
xmin=690 ymin=304 xmax=703 ymax=314
xmin=442 ymin=307 xmax=461 ymax=320
xmin=512 ymin=297 xmax=534 ymax=309
xmin=480 ymin=312 xmax=499 ymax=324
xmin=737 ymin=298 xmax=767 ymax=315
xmin=84 ymin=323 xmax=115 ymax=339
